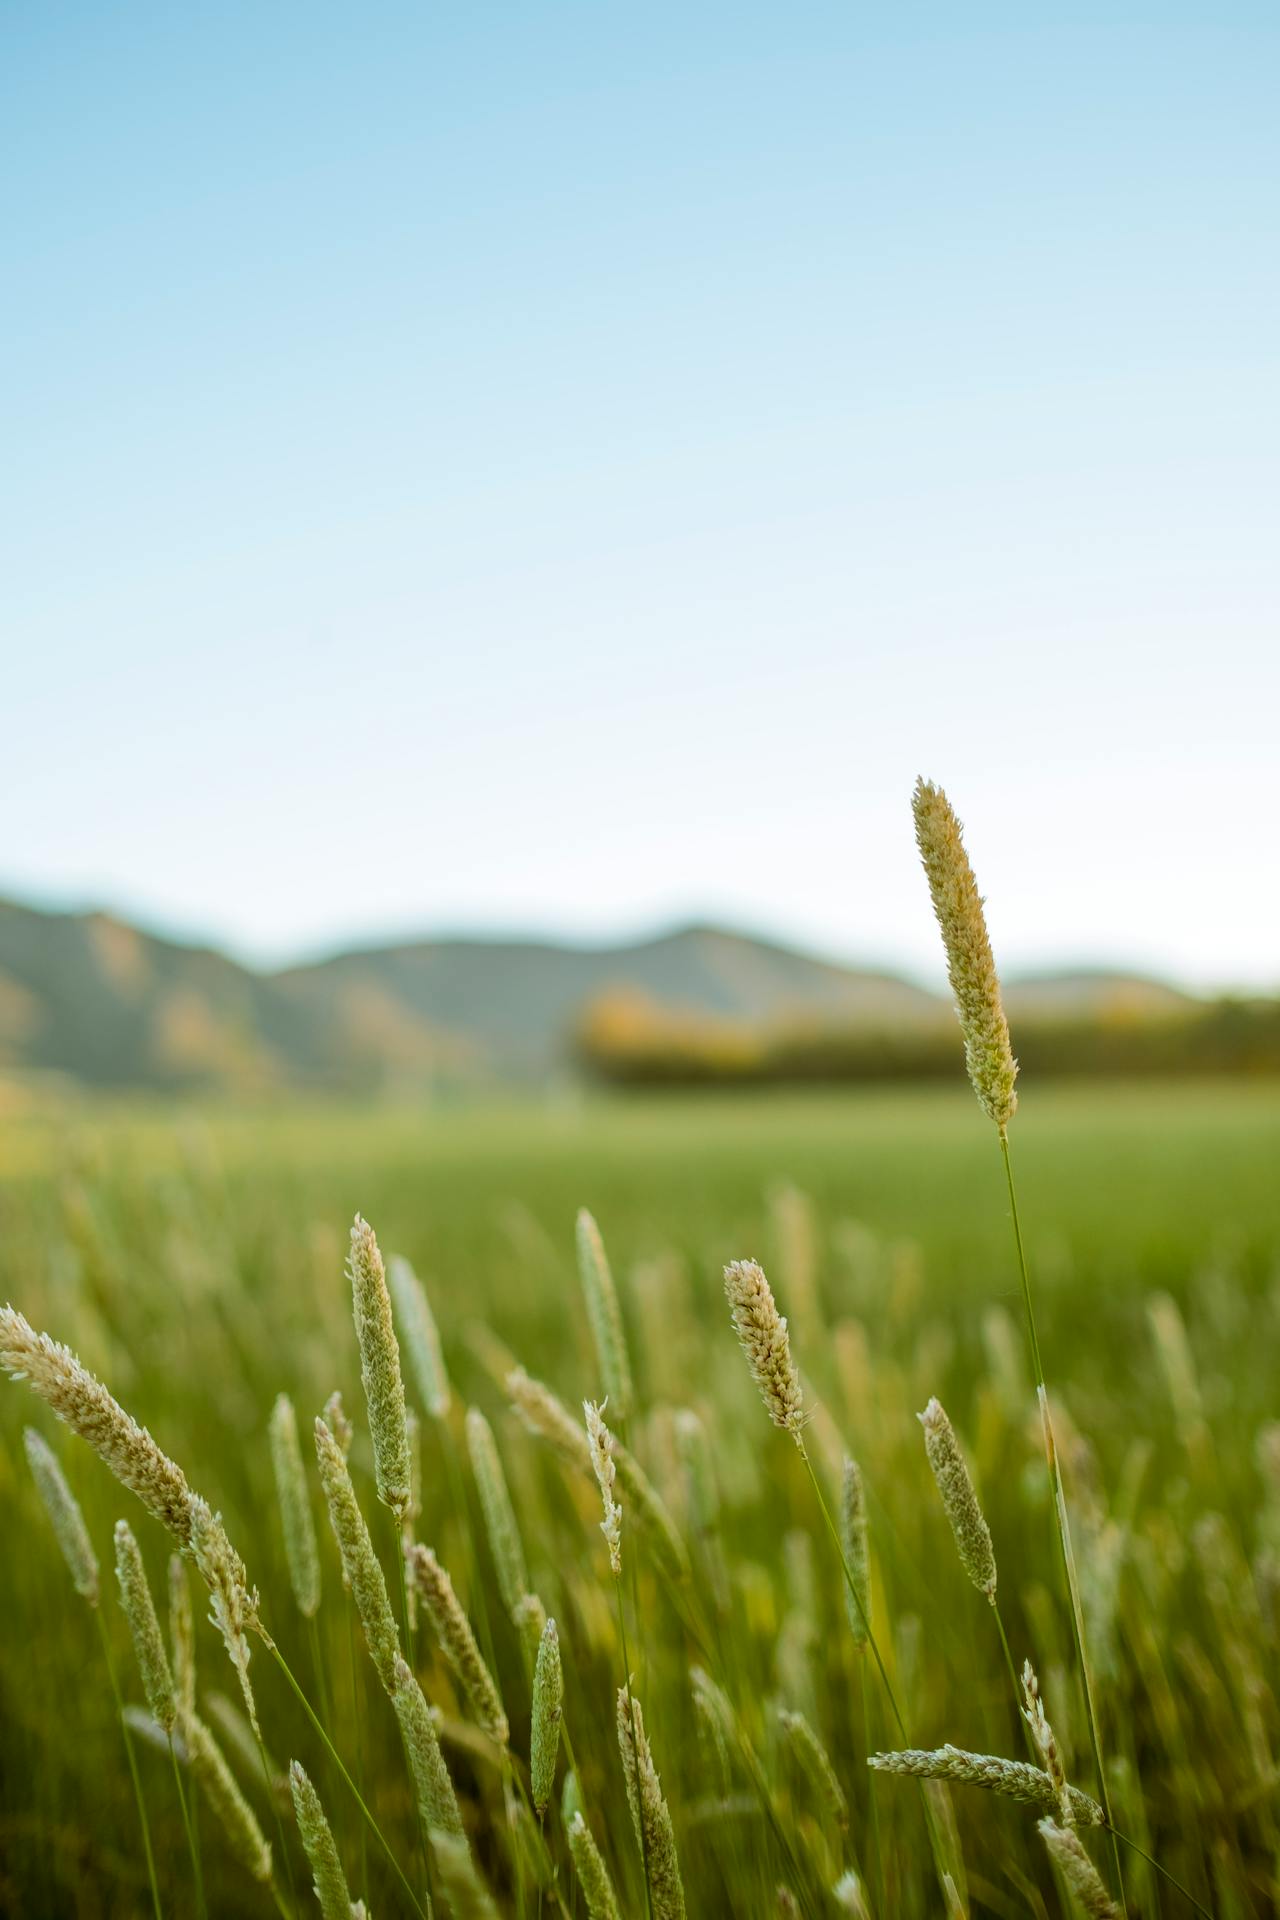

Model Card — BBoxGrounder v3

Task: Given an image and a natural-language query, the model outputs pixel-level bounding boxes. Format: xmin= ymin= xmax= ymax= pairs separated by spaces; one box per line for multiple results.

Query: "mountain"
xmin=0 ymin=894 xmax=1201 ymax=1094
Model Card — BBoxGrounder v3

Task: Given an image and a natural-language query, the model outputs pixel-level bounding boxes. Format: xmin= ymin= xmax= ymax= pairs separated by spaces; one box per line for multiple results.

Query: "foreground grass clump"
xmin=0 ymin=1080 xmax=1277 ymax=1915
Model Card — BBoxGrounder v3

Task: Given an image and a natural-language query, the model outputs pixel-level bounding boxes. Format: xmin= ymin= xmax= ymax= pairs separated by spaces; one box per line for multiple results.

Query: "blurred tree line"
xmin=573 ymin=989 xmax=1280 ymax=1087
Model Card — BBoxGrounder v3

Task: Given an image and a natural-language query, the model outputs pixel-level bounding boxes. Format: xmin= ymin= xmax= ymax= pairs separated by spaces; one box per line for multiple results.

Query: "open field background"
xmin=1 ymin=1083 xmax=1278 ymax=1917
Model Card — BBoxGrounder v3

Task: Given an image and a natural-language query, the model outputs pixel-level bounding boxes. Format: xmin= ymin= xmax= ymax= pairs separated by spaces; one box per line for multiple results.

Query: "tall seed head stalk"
xmin=187 ymin=1494 xmax=262 ymax=1732
xmin=314 ymin=1414 xmax=401 ymax=1693
xmin=567 ymin=1810 xmax=622 ymax=1920
xmin=1037 ymin=1819 xmax=1122 ymax=1917
xmin=347 ymin=1214 xmax=411 ymax=1519
xmin=531 ymin=1616 xmax=563 ymax=1814
xmin=868 ymin=1745 xmax=1103 ymax=1825
xmin=433 ymin=1832 xmax=498 ymax=1917
xmin=577 ymin=1209 xmax=633 ymax=1420
xmin=514 ymin=1590 xmax=549 ymax=1667
xmin=723 ymin=1259 xmax=804 ymax=1440
xmin=911 ymin=777 xmax=1018 ymax=1131
xmin=24 ymin=1427 xmax=99 ymax=1604
xmin=388 ymin=1255 xmax=452 ymax=1422
xmin=689 ymin=1666 xmax=735 ymax=1797
xmin=506 ymin=1366 xmax=594 ymax=1472
xmin=779 ymin=1707 xmax=849 ymax=1829
xmin=322 ymin=1391 xmax=354 ymax=1457
xmin=114 ymin=1521 xmax=176 ymax=1733
xmin=2 ymin=1308 xmax=192 ymax=1539
xmin=185 ymin=1712 xmax=273 ymax=1884
xmin=918 ymin=1397 xmax=997 ymax=1600
xmin=270 ymin=1393 xmax=321 ymax=1618
xmin=465 ymin=1406 xmax=530 ymax=1619
xmin=289 ymin=1761 xmax=359 ymax=1920
xmin=1022 ymin=1661 xmax=1071 ymax=1822
xmin=840 ymin=1456 xmax=871 ymax=1645
xmin=407 ymin=1543 xmax=508 ymax=1745
xmin=584 ymin=1399 xmax=623 ymax=1575
xmin=508 ymin=1364 xmax=689 ymax=1580
xmin=168 ymin=1553 xmax=196 ymax=1719
xmin=616 ymin=1688 xmax=687 ymax=1920
xmin=3 ymin=1306 xmax=261 ymax=1716
xmin=390 ymin=1654 xmax=465 ymax=1840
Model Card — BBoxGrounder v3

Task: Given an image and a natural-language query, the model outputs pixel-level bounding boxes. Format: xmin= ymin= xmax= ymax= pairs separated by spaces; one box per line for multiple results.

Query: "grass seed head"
xmin=391 ymin=1653 xmax=465 ymax=1839
xmin=2 ymin=1308 xmax=192 ymax=1541
xmin=911 ymin=777 xmax=1018 ymax=1130
xmin=269 ymin=1393 xmax=321 ymax=1619
xmin=24 ymin=1427 xmax=99 ymax=1605
xmin=530 ymin=1616 xmax=564 ymax=1814
xmin=114 ymin=1520 xmax=176 ymax=1733
xmin=289 ymin=1761 xmax=358 ymax=1920
xmin=584 ymin=1399 xmax=623 ymax=1575
xmin=576 ymin=1209 xmax=633 ymax=1420
xmin=322 ymin=1390 xmax=354 ymax=1457
xmin=1037 ymin=1819 xmax=1123 ymax=1917
xmin=1022 ymin=1660 xmax=1071 ymax=1822
xmin=506 ymin=1366 xmax=594 ymax=1472
xmin=918 ymin=1397 xmax=997 ymax=1599
xmin=314 ymin=1414 xmax=401 ymax=1694
xmin=187 ymin=1494 xmax=262 ymax=1733
xmin=407 ymin=1543 xmax=508 ymax=1745
xmin=465 ymin=1405 xmax=530 ymax=1619
xmin=185 ymin=1712 xmax=273 ymax=1884
xmin=388 ymin=1254 xmax=452 ymax=1422
xmin=779 ymin=1707 xmax=849 ymax=1829
xmin=723 ymin=1259 xmax=804 ymax=1440
xmin=348 ymin=1215 xmax=412 ymax=1520
xmin=840 ymin=1455 xmax=872 ymax=1645
xmin=616 ymin=1688 xmax=687 ymax=1920
xmin=567 ymin=1810 xmax=622 ymax=1920
xmin=868 ymin=1745 xmax=1103 ymax=1825
xmin=168 ymin=1553 xmax=196 ymax=1719
xmin=433 ymin=1831 xmax=498 ymax=1917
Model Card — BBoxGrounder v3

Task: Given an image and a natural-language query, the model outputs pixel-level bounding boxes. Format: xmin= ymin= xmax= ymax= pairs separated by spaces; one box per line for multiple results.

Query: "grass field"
xmin=2 ymin=1082 xmax=1278 ymax=1917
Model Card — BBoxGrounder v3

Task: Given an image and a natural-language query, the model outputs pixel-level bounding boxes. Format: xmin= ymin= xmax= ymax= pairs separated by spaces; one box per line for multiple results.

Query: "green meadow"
xmin=1 ymin=1081 xmax=1277 ymax=1916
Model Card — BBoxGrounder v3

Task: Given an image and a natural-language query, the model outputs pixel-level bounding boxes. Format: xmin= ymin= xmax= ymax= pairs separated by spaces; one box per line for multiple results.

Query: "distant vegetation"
xmin=1 ymin=895 xmax=1275 ymax=1098
xmin=573 ymin=987 xmax=1280 ymax=1086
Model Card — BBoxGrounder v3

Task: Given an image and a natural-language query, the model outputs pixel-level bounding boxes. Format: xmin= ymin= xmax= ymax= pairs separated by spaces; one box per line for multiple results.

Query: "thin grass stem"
xmin=264 ymin=1637 xmax=427 ymax=1920
xmin=97 ymin=1606 xmax=163 ymax=1920
xmin=1000 ymin=1131 xmax=1124 ymax=1902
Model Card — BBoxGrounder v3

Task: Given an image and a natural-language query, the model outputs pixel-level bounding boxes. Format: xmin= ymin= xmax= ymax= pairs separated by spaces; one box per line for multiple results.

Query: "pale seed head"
xmin=911 ymin=778 xmax=1018 ymax=1130
xmin=348 ymin=1214 xmax=411 ymax=1519
xmin=114 ymin=1520 xmax=176 ymax=1733
xmin=576 ymin=1209 xmax=633 ymax=1420
xmin=24 ymin=1427 xmax=99 ymax=1605
xmin=270 ymin=1393 xmax=321 ymax=1619
xmin=723 ymin=1259 xmax=804 ymax=1440
xmin=918 ymin=1397 xmax=997 ymax=1599
xmin=584 ymin=1399 xmax=623 ymax=1575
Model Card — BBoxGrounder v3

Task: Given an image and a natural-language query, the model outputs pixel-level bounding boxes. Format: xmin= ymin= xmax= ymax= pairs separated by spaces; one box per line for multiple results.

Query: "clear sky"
xmin=4 ymin=5 xmax=1278 ymax=989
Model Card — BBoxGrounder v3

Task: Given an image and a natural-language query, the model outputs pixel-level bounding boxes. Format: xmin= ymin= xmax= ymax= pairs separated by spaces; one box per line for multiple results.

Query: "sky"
xmin=4 ymin=4 xmax=1278 ymax=991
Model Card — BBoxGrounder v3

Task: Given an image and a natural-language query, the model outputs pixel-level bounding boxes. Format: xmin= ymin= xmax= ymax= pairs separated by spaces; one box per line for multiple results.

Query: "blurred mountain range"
xmin=0 ymin=895 xmax=1209 ymax=1095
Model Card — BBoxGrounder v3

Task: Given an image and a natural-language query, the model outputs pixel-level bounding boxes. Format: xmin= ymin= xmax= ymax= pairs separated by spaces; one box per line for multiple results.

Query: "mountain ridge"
xmin=0 ymin=892 xmax=1201 ymax=1094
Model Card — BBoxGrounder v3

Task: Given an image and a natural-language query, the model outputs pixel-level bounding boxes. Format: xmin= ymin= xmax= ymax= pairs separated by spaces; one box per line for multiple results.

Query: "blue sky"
xmin=4 ymin=6 xmax=1278 ymax=987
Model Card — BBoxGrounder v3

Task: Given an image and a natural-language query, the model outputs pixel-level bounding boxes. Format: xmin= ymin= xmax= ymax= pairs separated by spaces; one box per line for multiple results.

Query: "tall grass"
xmin=1 ymin=798 xmax=1277 ymax=1912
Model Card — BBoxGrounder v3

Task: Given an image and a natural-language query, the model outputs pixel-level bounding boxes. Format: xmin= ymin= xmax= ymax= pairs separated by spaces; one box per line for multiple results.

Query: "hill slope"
xmin=0 ymin=895 xmax=1201 ymax=1093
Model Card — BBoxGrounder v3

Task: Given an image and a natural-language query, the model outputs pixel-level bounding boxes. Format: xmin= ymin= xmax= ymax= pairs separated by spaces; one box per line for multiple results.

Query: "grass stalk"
xmin=999 ymin=1131 xmax=1125 ymax=1902
xmin=97 ymin=1606 xmax=164 ymax=1920
xmin=169 ymin=1734 xmax=206 ymax=1920
xmin=264 ymin=1636 xmax=428 ymax=1920
xmin=614 ymin=1579 xmax=654 ymax=1920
